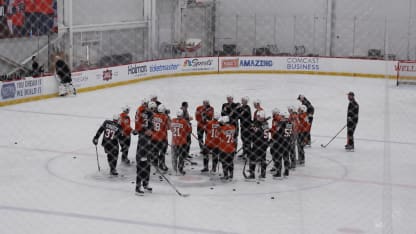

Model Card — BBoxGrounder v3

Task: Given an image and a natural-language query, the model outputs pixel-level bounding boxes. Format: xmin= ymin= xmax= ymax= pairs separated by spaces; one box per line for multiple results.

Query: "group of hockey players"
xmin=92 ymin=94 xmax=314 ymax=195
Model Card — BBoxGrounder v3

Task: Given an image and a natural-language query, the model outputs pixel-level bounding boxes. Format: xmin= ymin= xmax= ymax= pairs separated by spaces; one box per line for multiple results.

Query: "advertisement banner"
xmin=1 ymin=78 xmax=42 ymax=100
xmin=181 ymin=58 xmax=216 ymax=72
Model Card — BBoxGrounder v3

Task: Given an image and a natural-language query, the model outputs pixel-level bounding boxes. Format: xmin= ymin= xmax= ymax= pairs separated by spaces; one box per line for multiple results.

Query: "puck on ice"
xmin=210 ymin=187 xmax=214 ymax=190
xmin=14 ymin=142 xmax=18 ymax=144
xmin=72 ymin=156 xmax=77 ymax=159
xmin=131 ymin=181 xmax=135 ymax=184
xmin=271 ymin=196 xmax=275 ymax=199
xmin=232 ymin=189 xmax=236 ymax=191
xmin=257 ymin=182 xmax=260 ymax=184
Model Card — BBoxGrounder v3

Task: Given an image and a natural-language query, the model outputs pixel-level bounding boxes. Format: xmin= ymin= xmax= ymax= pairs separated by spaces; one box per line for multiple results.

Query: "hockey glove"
xmin=92 ymin=138 xmax=98 ymax=145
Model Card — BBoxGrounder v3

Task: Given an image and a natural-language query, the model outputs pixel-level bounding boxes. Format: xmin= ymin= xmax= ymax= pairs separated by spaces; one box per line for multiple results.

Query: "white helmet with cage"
xmin=158 ymin=104 xmax=166 ymax=113
xmin=148 ymin=101 xmax=157 ymax=110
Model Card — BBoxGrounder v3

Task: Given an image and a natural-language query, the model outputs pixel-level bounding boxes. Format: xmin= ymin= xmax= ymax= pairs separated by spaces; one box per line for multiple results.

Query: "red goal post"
xmin=396 ymin=60 xmax=416 ymax=86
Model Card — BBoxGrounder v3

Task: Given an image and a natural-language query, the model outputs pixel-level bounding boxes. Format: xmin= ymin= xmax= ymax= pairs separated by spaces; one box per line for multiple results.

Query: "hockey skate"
xmin=345 ymin=144 xmax=355 ymax=152
xmin=143 ymin=185 xmax=153 ymax=193
xmin=283 ymin=169 xmax=289 ymax=177
xmin=135 ymin=187 xmax=144 ymax=196
xmin=121 ymin=157 xmax=131 ymax=165
xmin=273 ymin=171 xmax=282 ymax=180
xmin=110 ymin=168 xmax=119 ymax=176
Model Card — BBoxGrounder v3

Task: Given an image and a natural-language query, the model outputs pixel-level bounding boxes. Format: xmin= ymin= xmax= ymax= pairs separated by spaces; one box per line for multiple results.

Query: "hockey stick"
xmin=242 ymin=158 xmax=248 ymax=179
xmin=153 ymin=166 xmax=189 ymax=197
xmin=184 ymin=157 xmax=198 ymax=166
xmin=95 ymin=145 xmax=101 ymax=171
xmin=320 ymin=124 xmax=347 ymax=148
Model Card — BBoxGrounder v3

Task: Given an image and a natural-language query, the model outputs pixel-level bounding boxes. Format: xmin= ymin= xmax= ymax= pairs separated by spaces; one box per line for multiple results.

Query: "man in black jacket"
xmin=238 ymin=96 xmax=251 ymax=159
xmin=93 ymin=115 xmax=122 ymax=176
xmin=346 ymin=92 xmax=359 ymax=151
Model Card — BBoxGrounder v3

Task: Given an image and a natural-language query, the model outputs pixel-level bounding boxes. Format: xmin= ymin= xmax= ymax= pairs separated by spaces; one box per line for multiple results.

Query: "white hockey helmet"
xmin=272 ymin=108 xmax=280 ymax=116
xmin=214 ymin=112 xmax=221 ymax=120
xmin=281 ymin=111 xmax=290 ymax=119
xmin=141 ymin=98 xmax=148 ymax=105
xmin=113 ymin=114 xmax=120 ymax=121
xmin=253 ymin=99 xmax=261 ymax=106
xmin=158 ymin=104 xmax=166 ymax=113
xmin=287 ymin=105 xmax=295 ymax=111
xmin=176 ymin=109 xmax=183 ymax=117
xmin=149 ymin=94 xmax=157 ymax=100
xmin=122 ymin=105 xmax=130 ymax=113
xmin=220 ymin=116 xmax=230 ymax=123
xmin=148 ymin=101 xmax=157 ymax=110
xmin=299 ymin=105 xmax=307 ymax=112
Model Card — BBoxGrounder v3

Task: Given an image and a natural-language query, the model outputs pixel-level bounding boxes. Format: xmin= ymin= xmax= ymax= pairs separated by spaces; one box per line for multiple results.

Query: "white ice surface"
xmin=1 ymin=74 xmax=416 ymax=234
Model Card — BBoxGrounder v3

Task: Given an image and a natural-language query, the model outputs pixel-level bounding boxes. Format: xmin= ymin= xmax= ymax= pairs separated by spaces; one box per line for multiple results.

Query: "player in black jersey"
xmin=270 ymin=112 xmax=293 ymax=178
xmin=247 ymin=110 xmax=269 ymax=180
xmin=238 ymin=96 xmax=252 ymax=159
xmin=93 ymin=115 xmax=122 ymax=176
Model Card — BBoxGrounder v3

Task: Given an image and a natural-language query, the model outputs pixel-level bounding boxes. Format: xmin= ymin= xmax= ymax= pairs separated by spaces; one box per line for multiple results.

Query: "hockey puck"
xmin=232 ymin=189 xmax=236 ymax=191
xmin=14 ymin=142 xmax=17 ymax=144
xmin=191 ymin=168 xmax=194 ymax=170
xmin=256 ymin=182 xmax=260 ymax=184
xmin=131 ymin=181 xmax=135 ymax=184
xmin=210 ymin=187 xmax=214 ymax=190
xmin=271 ymin=196 xmax=275 ymax=199
xmin=72 ymin=156 xmax=77 ymax=159
xmin=153 ymin=173 xmax=156 ymax=175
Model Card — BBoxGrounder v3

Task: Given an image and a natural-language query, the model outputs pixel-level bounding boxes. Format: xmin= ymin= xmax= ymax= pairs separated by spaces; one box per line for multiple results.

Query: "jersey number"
xmin=172 ymin=127 xmax=181 ymax=137
xmin=225 ymin=133 xmax=234 ymax=144
xmin=104 ymin=129 xmax=115 ymax=140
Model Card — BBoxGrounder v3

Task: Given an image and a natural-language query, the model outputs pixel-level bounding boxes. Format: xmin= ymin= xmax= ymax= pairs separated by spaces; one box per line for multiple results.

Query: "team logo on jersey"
xmin=1 ymin=83 xmax=16 ymax=100
xmin=102 ymin=69 xmax=112 ymax=81
xmin=221 ymin=59 xmax=239 ymax=69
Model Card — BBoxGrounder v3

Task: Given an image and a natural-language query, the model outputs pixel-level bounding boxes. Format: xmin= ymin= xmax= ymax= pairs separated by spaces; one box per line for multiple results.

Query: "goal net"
xmin=396 ymin=60 xmax=416 ymax=86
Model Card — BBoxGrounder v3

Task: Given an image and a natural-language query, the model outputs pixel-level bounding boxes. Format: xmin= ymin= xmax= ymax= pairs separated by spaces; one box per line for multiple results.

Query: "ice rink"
xmin=1 ymin=73 xmax=416 ymax=234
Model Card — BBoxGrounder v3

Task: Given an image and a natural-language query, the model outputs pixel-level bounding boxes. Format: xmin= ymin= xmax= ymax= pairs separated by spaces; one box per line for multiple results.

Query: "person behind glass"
xmin=171 ymin=109 xmax=191 ymax=175
xmin=346 ymin=92 xmax=359 ymax=151
xmin=238 ymin=96 xmax=252 ymax=159
xmin=181 ymin=101 xmax=193 ymax=157
xmin=195 ymin=99 xmax=214 ymax=154
xmin=297 ymin=95 xmax=314 ymax=146
xmin=31 ymin=56 xmax=40 ymax=77
xmin=134 ymin=101 xmax=155 ymax=195
xmin=119 ymin=105 xmax=133 ymax=165
xmin=92 ymin=114 xmax=122 ymax=176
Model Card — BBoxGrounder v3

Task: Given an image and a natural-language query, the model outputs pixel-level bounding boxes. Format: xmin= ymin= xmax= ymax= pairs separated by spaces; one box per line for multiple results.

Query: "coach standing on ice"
xmin=345 ymin=92 xmax=359 ymax=151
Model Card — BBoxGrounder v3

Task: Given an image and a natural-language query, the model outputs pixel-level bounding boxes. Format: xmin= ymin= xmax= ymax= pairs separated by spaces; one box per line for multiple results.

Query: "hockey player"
xmin=238 ymin=96 xmax=252 ymax=159
xmin=346 ymin=92 xmax=359 ymax=151
xmin=270 ymin=112 xmax=293 ymax=178
xmin=288 ymin=106 xmax=299 ymax=169
xmin=119 ymin=105 xmax=133 ymax=164
xmin=269 ymin=108 xmax=282 ymax=173
xmin=134 ymin=101 xmax=155 ymax=195
xmin=218 ymin=116 xmax=236 ymax=181
xmin=252 ymin=99 xmax=264 ymax=122
xmin=149 ymin=94 xmax=161 ymax=106
xmin=55 ymin=56 xmax=76 ymax=96
xmin=297 ymin=105 xmax=310 ymax=165
xmin=221 ymin=95 xmax=240 ymax=141
xmin=171 ymin=109 xmax=192 ymax=175
xmin=297 ymin=95 xmax=314 ymax=146
xmin=181 ymin=101 xmax=193 ymax=158
xmin=151 ymin=104 xmax=170 ymax=171
xmin=247 ymin=110 xmax=269 ymax=180
xmin=195 ymin=99 xmax=214 ymax=154
xmin=92 ymin=115 xmax=122 ymax=176
xmin=202 ymin=112 xmax=221 ymax=173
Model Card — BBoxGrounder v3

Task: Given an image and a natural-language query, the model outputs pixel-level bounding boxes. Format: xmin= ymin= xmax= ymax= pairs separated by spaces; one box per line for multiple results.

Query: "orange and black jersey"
xmin=134 ymin=105 xmax=147 ymax=132
xmin=171 ymin=117 xmax=191 ymax=146
xmin=152 ymin=112 xmax=169 ymax=142
xmin=195 ymin=105 xmax=214 ymax=129
xmin=218 ymin=124 xmax=236 ymax=153
xmin=120 ymin=112 xmax=133 ymax=136
xmin=205 ymin=119 xmax=220 ymax=149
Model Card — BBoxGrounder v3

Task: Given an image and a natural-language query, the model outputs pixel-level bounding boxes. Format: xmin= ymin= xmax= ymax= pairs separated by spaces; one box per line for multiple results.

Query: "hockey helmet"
xmin=148 ymin=101 xmax=157 ymax=110
xmin=122 ymin=105 xmax=130 ymax=113
xmin=272 ymin=108 xmax=280 ymax=116
xmin=158 ymin=104 xmax=166 ymax=113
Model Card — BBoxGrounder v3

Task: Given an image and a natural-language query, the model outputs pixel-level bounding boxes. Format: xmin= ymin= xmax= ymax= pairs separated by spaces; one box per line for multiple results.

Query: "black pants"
xmin=220 ymin=151 xmax=234 ymax=178
xmin=197 ymin=127 xmax=205 ymax=151
xmin=347 ymin=122 xmax=357 ymax=147
xmin=104 ymin=146 xmax=119 ymax=171
xmin=297 ymin=132 xmax=307 ymax=163
xmin=240 ymin=128 xmax=251 ymax=156
xmin=136 ymin=134 xmax=151 ymax=187
xmin=271 ymin=140 xmax=290 ymax=174
xmin=119 ymin=135 xmax=131 ymax=160
xmin=151 ymin=140 xmax=168 ymax=168
xmin=185 ymin=134 xmax=191 ymax=155
xmin=172 ymin=145 xmax=186 ymax=173
xmin=307 ymin=116 xmax=313 ymax=144
xmin=289 ymin=135 xmax=297 ymax=168
xmin=249 ymin=141 xmax=268 ymax=176
xmin=203 ymin=146 xmax=219 ymax=171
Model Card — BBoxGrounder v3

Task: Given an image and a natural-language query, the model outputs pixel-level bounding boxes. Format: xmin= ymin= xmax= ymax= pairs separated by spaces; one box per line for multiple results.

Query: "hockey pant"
xmin=240 ymin=128 xmax=251 ymax=156
xmin=104 ymin=146 xmax=119 ymax=171
xmin=151 ymin=140 xmax=168 ymax=168
xmin=202 ymin=147 xmax=219 ymax=171
xmin=171 ymin=145 xmax=186 ymax=173
xmin=307 ymin=116 xmax=313 ymax=144
xmin=136 ymin=160 xmax=150 ymax=188
xmin=119 ymin=135 xmax=131 ymax=161
xmin=219 ymin=151 xmax=234 ymax=178
xmin=271 ymin=141 xmax=290 ymax=175
xmin=297 ymin=132 xmax=307 ymax=163
xmin=249 ymin=142 xmax=268 ymax=177
xmin=347 ymin=122 xmax=357 ymax=147
xmin=289 ymin=135 xmax=298 ymax=168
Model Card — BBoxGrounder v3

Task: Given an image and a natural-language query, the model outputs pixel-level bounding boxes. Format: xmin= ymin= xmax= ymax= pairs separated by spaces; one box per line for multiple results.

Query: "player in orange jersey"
xmin=170 ymin=109 xmax=191 ymax=175
xmin=288 ymin=106 xmax=299 ymax=169
xmin=202 ymin=112 xmax=221 ymax=173
xmin=218 ymin=116 xmax=236 ymax=181
xmin=269 ymin=108 xmax=282 ymax=173
xmin=151 ymin=104 xmax=170 ymax=171
xmin=119 ymin=105 xmax=133 ymax=164
xmin=195 ymin=99 xmax=214 ymax=154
